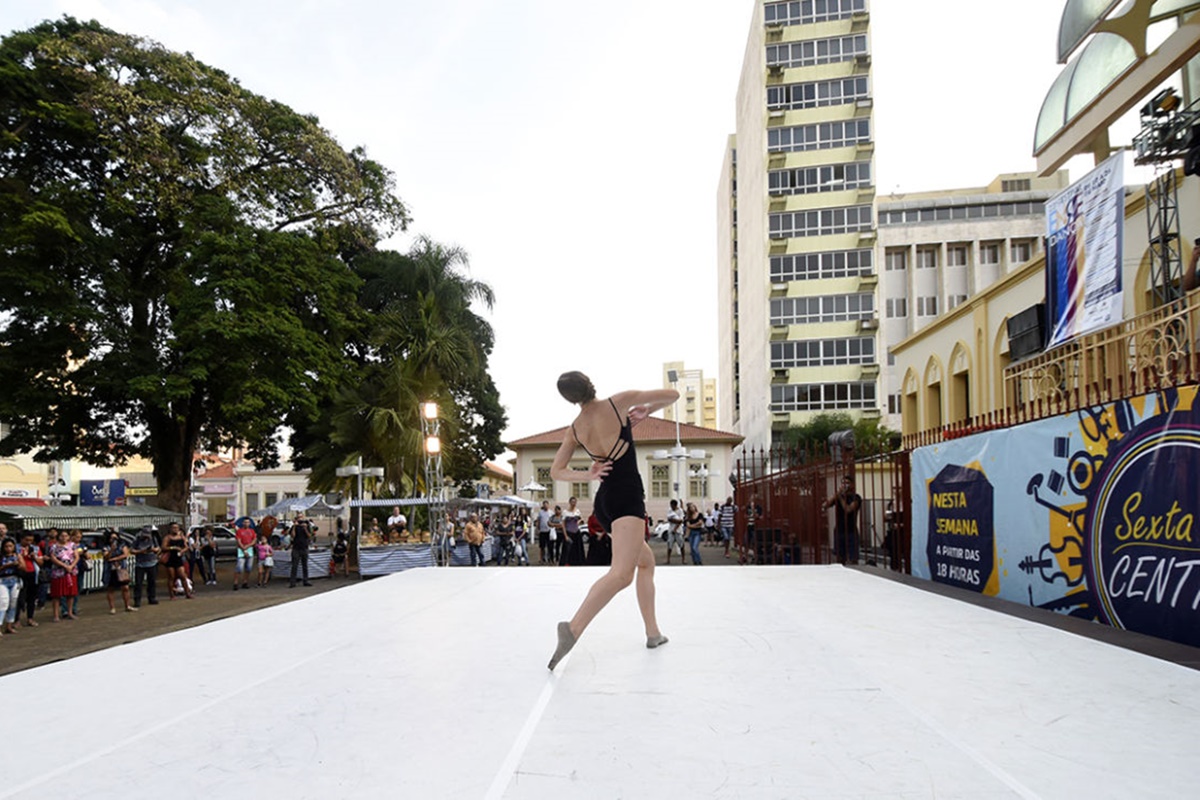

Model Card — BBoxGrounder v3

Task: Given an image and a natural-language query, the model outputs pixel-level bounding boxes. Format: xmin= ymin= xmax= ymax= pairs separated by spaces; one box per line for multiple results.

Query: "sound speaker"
xmin=1007 ymin=303 xmax=1046 ymax=361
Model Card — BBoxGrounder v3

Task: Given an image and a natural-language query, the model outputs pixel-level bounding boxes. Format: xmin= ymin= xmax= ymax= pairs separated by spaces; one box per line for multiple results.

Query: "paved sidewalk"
xmin=0 ymin=569 xmax=356 ymax=677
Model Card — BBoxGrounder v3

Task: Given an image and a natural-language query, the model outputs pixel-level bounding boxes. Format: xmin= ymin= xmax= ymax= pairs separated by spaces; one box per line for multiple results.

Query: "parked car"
xmin=188 ymin=525 xmax=239 ymax=558
xmin=79 ymin=529 xmax=136 ymax=551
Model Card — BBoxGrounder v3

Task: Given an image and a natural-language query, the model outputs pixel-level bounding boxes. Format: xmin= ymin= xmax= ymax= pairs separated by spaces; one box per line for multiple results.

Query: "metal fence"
xmin=733 ymin=440 xmax=910 ymax=572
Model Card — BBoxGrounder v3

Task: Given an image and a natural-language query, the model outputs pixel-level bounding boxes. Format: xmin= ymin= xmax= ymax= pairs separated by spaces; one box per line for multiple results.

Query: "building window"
xmin=878 ymin=201 xmax=1045 ymax=226
xmin=980 ymin=242 xmax=1001 ymax=265
xmin=917 ymin=296 xmax=939 ymax=317
xmin=1010 ymin=239 xmax=1034 ymax=265
xmin=770 ymin=293 xmax=875 ymax=325
xmin=244 ymin=493 xmax=260 ymax=514
xmin=768 ymin=161 xmax=871 ymax=196
xmin=947 ymin=294 xmax=968 ymax=310
xmin=916 ymin=248 xmax=938 ymax=269
xmin=534 ymin=465 xmax=553 ymax=501
xmin=570 ymin=481 xmax=592 ymax=500
xmin=886 ymin=298 xmax=907 ymax=318
xmin=765 ymin=0 xmax=867 ymax=25
xmin=770 ymin=249 xmax=872 ymax=281
xmin=771 ymin=381 xmax=877 ymax=411
xmin=767 ymin=77 xmax=870 ymax=112
xmin=888 ymin=392 xmax=902 ymax=415
xmin=766 ymin=34 xmax=868 ymax=69
xmin=771 ymin=337 xmax=876 ymax=368
xmin=264 ymin=492 xmax=278 ymax=508
xmin=1002 ymin=178 xmax=1032 ymax=192
xmin=885 ymin=249 xmax=907 ymax=271
xmin=767 ymin=119 xmax=871 ymax=153
xmin=947 ymin=245 xmax=968 ymax=267
xmin=650 ymin=464 xmax=671 ymax=499
xmin=769 ymin=205 xmax=873 ymax=238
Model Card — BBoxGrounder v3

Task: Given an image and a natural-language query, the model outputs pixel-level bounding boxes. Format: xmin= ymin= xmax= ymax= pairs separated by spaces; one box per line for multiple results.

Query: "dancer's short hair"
xmin=557 ymin=371 xmax=596 ymax=404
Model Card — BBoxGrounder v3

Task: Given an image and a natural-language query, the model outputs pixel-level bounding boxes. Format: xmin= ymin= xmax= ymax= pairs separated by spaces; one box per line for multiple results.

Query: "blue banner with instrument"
xmin=911 ymin=385 xmax=1200 ymax=647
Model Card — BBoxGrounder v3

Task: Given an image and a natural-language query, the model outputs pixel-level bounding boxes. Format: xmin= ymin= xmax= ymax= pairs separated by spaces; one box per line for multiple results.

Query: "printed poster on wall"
xmin=1045 ymin=152 xmax=1124 ymax=348
xmin=911 ymin=385 xmax=1200 ymax=648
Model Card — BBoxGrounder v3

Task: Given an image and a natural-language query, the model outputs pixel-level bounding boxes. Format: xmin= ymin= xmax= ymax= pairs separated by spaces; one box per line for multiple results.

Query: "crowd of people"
xmin=0 ymin=515 xmax=354 ymax=643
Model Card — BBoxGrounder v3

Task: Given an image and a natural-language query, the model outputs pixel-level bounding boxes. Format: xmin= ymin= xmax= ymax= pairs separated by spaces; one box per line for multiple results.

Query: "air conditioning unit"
xmin=768 ymin=109 xmax=786 ymax=118
xmin=769 ymin=232 xmax=788 ymax=240
xmin=855 ymin=54 xmax=871 ymax=67
xmin=768 ymin=64 xmax=783 ymax=75
xmin=765 ymin=22 xmax=785 ymax=29
xmin=856 ymin=97 xmax=874 ymax=109
xmin=772 ymin=369 xmax=788 ymax=381
xmin=858 ymin=316 xmax=879 ymax=331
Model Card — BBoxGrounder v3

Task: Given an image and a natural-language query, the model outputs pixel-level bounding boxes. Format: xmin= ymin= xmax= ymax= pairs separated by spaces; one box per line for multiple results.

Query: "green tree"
xmin=295 ymin=237 xmax=506 ymax=499
xmin=0 ymin=18 xmax=408 ymax=511
xmin=780 ymin=413 xmax=900 ymax=456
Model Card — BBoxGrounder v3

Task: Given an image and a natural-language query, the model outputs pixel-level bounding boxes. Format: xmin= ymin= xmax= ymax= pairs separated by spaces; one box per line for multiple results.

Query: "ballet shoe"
xmin=646 ymin=634 xmax=669 ymax=649
xmin=547 ymin=621 xmax=576 ymax=670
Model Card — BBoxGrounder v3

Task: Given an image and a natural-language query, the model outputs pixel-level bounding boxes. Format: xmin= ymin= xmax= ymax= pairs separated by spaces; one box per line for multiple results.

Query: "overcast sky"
xmin=3 ymin=0 xmax=1112 ymax=455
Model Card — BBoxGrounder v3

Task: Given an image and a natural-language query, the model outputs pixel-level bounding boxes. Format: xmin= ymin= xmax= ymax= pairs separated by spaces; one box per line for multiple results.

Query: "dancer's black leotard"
xmin=573 ymin=399 xmax=646 ymax=531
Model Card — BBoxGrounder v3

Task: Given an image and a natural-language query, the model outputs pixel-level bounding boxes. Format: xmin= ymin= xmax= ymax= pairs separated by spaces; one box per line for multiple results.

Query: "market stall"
xmin=351 ymin=497 xmax=530 ymax=576
xmin=269 ymin=547 xmax=334 ymax=580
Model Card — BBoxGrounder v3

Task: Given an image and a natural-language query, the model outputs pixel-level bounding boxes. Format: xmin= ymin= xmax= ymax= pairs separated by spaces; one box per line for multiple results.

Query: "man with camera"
xmin=826 ymin=476 xmax=862 ymax=565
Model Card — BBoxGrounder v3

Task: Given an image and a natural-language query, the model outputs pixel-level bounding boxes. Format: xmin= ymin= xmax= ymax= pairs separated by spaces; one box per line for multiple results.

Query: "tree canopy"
xmin=0 ymin=18 xmax=409 ymax=511
xmin=779 ymin=413 xmax=900 ymax=456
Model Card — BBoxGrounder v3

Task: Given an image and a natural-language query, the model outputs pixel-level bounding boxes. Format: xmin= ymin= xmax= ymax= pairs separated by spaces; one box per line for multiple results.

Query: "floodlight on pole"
xmin=422 ymin=401 xmax=439 ymax=420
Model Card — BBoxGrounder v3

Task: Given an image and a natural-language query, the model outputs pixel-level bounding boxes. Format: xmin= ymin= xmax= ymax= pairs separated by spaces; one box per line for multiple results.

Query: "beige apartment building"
xmin=661 ymin=362 xmax=718 ymax=429
xmin=718 ymin=0 xmax=876 ymax=450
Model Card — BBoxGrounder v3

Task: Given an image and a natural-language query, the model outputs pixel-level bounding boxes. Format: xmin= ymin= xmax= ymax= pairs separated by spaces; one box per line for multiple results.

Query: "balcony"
xmin=902 ymin=288 xmax=1200 ymax=448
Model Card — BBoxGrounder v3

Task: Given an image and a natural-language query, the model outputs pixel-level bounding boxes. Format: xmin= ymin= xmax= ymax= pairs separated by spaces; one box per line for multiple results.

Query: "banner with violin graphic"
xmin=911 ymin=385 xmax=1200 ymax=648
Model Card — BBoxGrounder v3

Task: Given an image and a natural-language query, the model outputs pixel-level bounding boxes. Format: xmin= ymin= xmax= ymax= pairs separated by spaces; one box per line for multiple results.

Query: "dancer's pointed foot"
xmin=646 ymin=634 xmax=669 ymax=649
xmin=547 ymin=621 xmax=576 ymax=671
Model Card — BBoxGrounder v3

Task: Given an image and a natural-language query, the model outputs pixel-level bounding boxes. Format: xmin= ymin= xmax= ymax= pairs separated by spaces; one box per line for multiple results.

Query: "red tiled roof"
xmin=506 ymin=417 xmax=743 ymax=448
xmin=0 ymin=497 xmax=49 ymax=507
xmin=199 ymin=462 xmax=236 ymax=480
xmin=484 ymin=461 xmax=513 ymax=478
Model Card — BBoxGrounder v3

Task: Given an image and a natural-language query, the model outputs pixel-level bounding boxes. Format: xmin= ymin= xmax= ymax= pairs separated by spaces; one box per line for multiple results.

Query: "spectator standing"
xmin=0 ymin=537 xmax=23 ymax=634
xmin=512 ymin=512 xmax=530 ymax=566
xmin=16 ymin=532 xmax=41 ymax=626
xmin=494 ymin=513 xmax=514 ymax=566
xmin=186 ymin=527 xmax=206 ymax=585
xmin=561 ymin=497 xmax=586 ymax=566
xmin=131 ymin=526 xmax=160 ymax=607
xmin=162 ymin=523 xmax=193 ymax=599
xmin=826 ymin=476 xmax=862 ymax=565
xmin=685 ymin=502 xmax=705 ymax=566
xmin=386 ymin=506 xmax=407 ymax=540
xmin=332 ymin=533 xmax=349 ymax=577
xmin=718 ymin=497 xmax=737 ymax=559
xmin=200 ymin=527 xmax=218 ymax=586
xmin=535 ymin=501 xmax=551 ymax=564
xmin=70 ymin=529 xmax=88 ymax=616
xmin=289 ymin=513 xmax=313 ymax=587
xmin=665 ymin=500 xmax=685 ymax=565
xmin=463 ymin=513 xmax=486 ymax=567
xmin=48 ymin=529 xmax=79 ymax=622
xmin=441 ymin=512 xmax=456 ymax=566
xmin=102 ymin=531 xmax=135 ymax=614
xmin=548 ymin=505 xmax=564 ymax=564
xmin=741 ymin=496 xmax=763 ymax=565
xmin=233 ymin=520 xmax=256 ymax=591
xmin=256 ymin=534 xmax=274 ymax=587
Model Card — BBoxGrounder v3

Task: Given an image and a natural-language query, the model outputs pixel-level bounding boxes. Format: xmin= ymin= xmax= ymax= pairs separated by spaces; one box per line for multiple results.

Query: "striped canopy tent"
xmin=0 ymin=503 xmax=184 ymax=532
xmin=251 ymin=495 xmax=344 ymax=519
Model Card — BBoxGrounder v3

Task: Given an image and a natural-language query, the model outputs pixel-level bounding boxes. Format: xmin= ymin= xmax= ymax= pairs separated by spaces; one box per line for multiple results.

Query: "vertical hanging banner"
xmin=1045 ymin=152 xmax=1124 ymax=348
xmin=911 ymin=385 xmax=1200 ymax=648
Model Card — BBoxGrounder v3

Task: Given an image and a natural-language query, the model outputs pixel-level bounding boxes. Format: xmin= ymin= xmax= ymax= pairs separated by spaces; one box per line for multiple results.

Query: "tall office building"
xmin=718 ymin=0 xmax=875 ymax=448
xmin=661 ymin=361 xmax=718 ymax=428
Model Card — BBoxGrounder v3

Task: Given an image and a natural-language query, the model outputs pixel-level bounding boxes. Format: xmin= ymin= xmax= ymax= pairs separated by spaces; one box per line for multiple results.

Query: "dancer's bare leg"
xmin=633 ymin=539 xmax=662 ymax=638
xmin=566 ymin=517 xmax=643 ymax=638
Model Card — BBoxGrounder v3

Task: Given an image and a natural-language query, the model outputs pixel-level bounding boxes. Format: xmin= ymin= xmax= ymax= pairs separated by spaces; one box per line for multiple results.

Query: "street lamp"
xmin=421 ymin=401 xmax=447 ymax=565
xmin=652 ymin=370 xmax=707 ymax=509
xmin=336 ymin=457 xmax=385 ymax=541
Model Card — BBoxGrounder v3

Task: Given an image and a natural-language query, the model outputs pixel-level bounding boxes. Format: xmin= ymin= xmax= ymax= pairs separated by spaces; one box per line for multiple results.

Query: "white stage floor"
xmin=2 ymin=565 xmax=1197 ymax=799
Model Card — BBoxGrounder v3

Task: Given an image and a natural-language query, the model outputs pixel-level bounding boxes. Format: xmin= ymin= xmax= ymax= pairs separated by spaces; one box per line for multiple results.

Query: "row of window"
xmin=769 ymin=205 xmax=873 ymax=238
xmin=769 ymin=249 xmax=873 ymax=281
xmin=771 ymin=336 xmax=875 ymax=368
xmin=765 ymin=0 xmax=867 ymax=26
xmin=878 ymin=201 xmax=1045 ymax=225
xmin=771 ymin=381 xmax=877 ymax=411
xmin=766 ymin=34 xmax=868 ymax=69
xmin=768 ymin=119 xmax=871 ymax=153
xmin=884 ymin=295 xmax=969 ymax=319
xmin=768 ymin=161 xmax=871 ymax=196
xmin=767 ymin=77 xmax=869 ymax=112
xmin=884 ymin=240 xmax=1035 ymax=270
xmin=243 ymin=492 xmax=301 ymax=514
xmin=771 ymin=293 xmax=874 ymax=325
xmin=529 ymin=464 xmax=711 ymax=502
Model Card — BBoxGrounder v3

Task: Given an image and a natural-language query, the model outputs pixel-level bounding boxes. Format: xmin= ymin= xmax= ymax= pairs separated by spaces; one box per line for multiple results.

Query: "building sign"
xmin=203 ymin=483 xmax=236 ymax=495
xmin=1045 ymin=152 xmax=1124 ymax=348
xmin=79 ymin=479 xmax=127 ymax=506
xmin=912 ymin=385 xmax=1200 ymax=647
xmin=126 ymin=486 xmax=159 ymax=497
